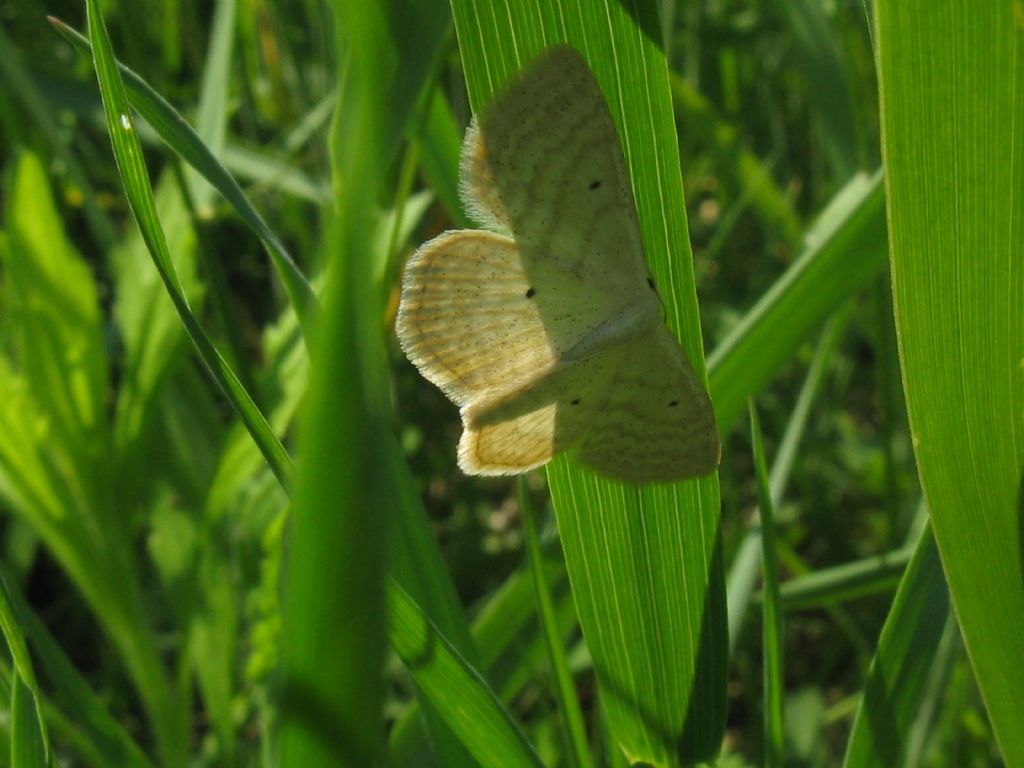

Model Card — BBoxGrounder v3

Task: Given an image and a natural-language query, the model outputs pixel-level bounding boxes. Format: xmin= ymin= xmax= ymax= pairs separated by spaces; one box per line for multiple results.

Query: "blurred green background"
xmin=0 ymin=0 xmax=1019 ymax=766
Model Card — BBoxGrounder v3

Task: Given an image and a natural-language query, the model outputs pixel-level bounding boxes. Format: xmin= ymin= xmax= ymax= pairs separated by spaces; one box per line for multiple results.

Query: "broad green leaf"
xmin=448 ymin=3 xmax=725 ymax=763
xmin=875 ymin=2 xmax=1024 ymax=763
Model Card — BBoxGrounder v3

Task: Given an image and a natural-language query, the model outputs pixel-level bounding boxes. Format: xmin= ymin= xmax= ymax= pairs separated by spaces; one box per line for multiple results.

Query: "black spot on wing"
xmin=668 ymin=400 xmax=679 ymax=407
xmin=525 ymin=287 xmax=536 ymax=298
xmin=588 ymin=180 xmax=601 ymax=190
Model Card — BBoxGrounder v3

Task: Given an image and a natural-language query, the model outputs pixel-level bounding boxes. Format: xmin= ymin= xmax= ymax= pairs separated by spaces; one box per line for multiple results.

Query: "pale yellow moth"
xmin=396 ymin=45 xmax=720 ymax=483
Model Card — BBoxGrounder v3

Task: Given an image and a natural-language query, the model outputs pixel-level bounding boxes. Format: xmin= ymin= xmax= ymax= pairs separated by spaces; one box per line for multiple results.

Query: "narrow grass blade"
xmin=875 ymin=3 xmax=1024 ymax=761
xmin=842 ymin=526 xmax=949 ymax=767
xmin=519 ymin=478 xmax=592 ymax=768
xmin=84 ymin=0 xmax=294 ymax=491
xmin=418 ymin=91 xmax=470 ymax=227
xmin=388 ymin=544 xmax=573 ymax=766
xmin=727 ymin=310 xmax=850 ymax=652
xmin=779 ymin=547 xmax=913 ymax=611
xmin=49 ymin=15 xmax=318 ymax=339
xmin=11 ymin=672 xmax=48 ymax=768
xmin=0 ymin=577 xmax=49 ymax=767
xmin=387 ymin=579 xmax=544 ymax=768
xmin=187 ymin=0 xmax=234 ymax=211
xmin=749 ymin=401 xmax=784 ymax=767
xmin=0 ymin=565 xmax=155 ymax=768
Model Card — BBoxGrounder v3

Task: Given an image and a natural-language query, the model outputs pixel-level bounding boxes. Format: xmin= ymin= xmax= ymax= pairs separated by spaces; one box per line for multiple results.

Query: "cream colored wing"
xmin=397 ymin=227 xmax=647 ymax=407
xmin=460 ymin=45 xmax=653 ymax=300
xmin=458 ymin=350 xmax=622 ymax=475
xmin=574 ymin=324 xmax=720 ymax=483
xmin=397 ymin=230 xmax=553 ymax=406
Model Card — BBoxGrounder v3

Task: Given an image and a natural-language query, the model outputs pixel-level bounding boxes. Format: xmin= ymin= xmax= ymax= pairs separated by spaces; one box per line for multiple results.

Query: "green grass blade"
xmin=388 ymin=545 xmax=573 ymax=766
xmin=708 ymin=171 xmax=887 ymax=432
xmin=10 ymin=672 xmax=48 ymax=768
xmin=0 ymin=565 xmax=155 ymax=768
xmin=842 ymin=526 xmax=949 ymax=767
xmin=110 ymin=175 xmax=203 ymax=493
xmin=519 ymin=478 xmax=592 ymax=768
xmin=749 ymin=401 xmax=784 ymax=767
xmin=0 ymin=577 xmax=49 ymax=767
xmin=875 ymin=3 xmax=1024 ymax=762
xmin=188 ymin=0 xmax=234 ymax=211
xmin=49 ymin=15 xmax=318 ymax=340
xmin=277 ymin=3 xmax=391 ymax=764
xmin=386 ymin=441 xmax=480 ymax=768
xmin=84 ymin=0 xmax=294 ymax=492
xmin=387 ymin=579 xmax=545 ymax=768
xmin=779 ymin=547 xmax=913 ymax=611
xmin=448 ymin=4 xmax=726 ymax=763
xmin=727 ymin=311 xmax=850 ymax=652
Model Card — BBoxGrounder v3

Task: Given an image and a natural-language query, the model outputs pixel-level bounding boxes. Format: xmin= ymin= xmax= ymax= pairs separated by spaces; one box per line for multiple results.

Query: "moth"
xmin=396 ymin=45 xmax=719 ymax=483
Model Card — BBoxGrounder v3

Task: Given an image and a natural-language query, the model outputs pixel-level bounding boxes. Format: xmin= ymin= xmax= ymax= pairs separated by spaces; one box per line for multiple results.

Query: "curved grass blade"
xmin=0 ymin=564 xmax=155 ymax=768
xmin=11 ymin=672 xmax=48 ymax=768
xmin=49 ymin=15 xmax=318 ymax=341
xmin=779 ymin=547 xmax=914 ymax=611
xmin=0 ymin=577 xmax=49 ymax=767
xmin=84 ymin=0 xmax=293 ymax=492
xmin=387 ymin=579 xmax=544 ymax=768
